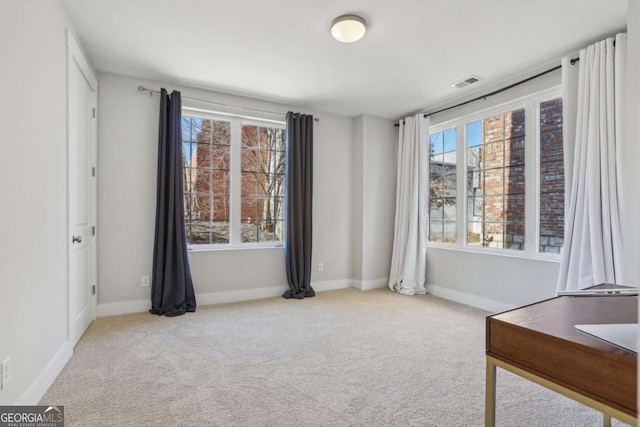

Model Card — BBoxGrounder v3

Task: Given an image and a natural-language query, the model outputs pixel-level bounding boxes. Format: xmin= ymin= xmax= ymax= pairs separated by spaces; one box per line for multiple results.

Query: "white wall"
xmin=361 ymin=115 xmax=397 ymax=284
xmin=97 ymin=73 xmax=356 ymax=312
xmin=425 ymin=69 xmax=562 ymax=311
xmin=350 ymin=115 xmax=397 ymax=289
xmin=351 ymin=116 xmax=364 ymax=281
xmin=623 ymin=0 xmax=640 ymax=286
xmin=0 ymin=0 xmax=71 ymax=404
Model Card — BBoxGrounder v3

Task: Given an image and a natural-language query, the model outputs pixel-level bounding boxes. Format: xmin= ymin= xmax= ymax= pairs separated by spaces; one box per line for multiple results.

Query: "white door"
xmin=67 ymin=30 xmax=98 ymax=347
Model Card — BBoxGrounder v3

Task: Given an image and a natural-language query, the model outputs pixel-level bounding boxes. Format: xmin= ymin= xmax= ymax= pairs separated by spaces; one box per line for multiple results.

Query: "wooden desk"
xmin=485 ymin=296 xmax=637 ymax=426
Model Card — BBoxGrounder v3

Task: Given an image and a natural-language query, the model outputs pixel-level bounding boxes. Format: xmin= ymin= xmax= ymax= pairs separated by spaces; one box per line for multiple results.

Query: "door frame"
xmin=66 ymin=28 xmax=98 ymax=345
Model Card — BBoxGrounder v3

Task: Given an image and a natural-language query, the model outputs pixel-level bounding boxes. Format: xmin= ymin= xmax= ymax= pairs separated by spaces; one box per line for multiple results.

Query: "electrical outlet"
xmin=1 ymin=356 xmax=12 ymax=389
xmin=318 ymin=262 xmax=324 ymax=272
xmin=141 ymin=276 xmax=150 ymax=287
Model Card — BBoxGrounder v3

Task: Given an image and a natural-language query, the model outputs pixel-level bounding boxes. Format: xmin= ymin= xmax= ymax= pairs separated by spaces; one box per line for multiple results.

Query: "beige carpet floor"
xmin=42 ymin=288 xmax=628 ymax=426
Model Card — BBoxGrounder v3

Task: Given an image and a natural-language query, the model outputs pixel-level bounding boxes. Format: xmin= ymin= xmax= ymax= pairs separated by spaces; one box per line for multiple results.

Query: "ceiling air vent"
xmin=451 ymin=75 xmax=482 ymax=89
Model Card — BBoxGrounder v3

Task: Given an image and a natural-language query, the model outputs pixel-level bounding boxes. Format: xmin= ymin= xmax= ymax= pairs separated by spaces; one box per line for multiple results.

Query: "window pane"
xmin=540 ymin=98 xmax=563 ymax=132
xmin=484 ymin=114 xmax=505 ymax=143
xmin=467 ymin=170 xmax=483 ymax=196
xmin=443 ymin=198 xmax=456 ymax=220
xmin=540 ymin=192 xmax=563 ymax=223
xmin=241 ymin=218 xmax=259 ymax=243
xmin=465 ymin=109 xmax=525 ymax=251
xmin=505 ymin=194 xmax=525 ymax=223
xmin=505 ymin=138 xmax=525 ymax=166
xmin=212 ymin=170 xmax=230 ymax=196
xmin=241 ymin=125 xmax=258 ymax=147
xmin=484 ymin=222 xmax=504 ymax=248
xmin=468 ymin=196 xmax=483 ymax=220
xmin=505 ymin=222 xmax=525 ymax=250
xmin=483 ymin=142 xmax=504 ymax=169
xmin=443 ymin=174 xmax=456 ymax=197
xmin=211 ymin=220 xmax=230 ymax=244
xmin=428 ymin=128 xmax=457 ymax=244
xmin=443 ymin=222 xmax=456 ymax=243
xmin=505 ymin=108 xmax=525 ymax=138
xmin=188 ymin=219 xmax=211 ymax=244
xmin=241 ymin=147 xmax=259 ymax=172
xmin=182 ymin=117 xmax=193 ymax=142
xmin=429 ymin=222 xmax=443 ymax=242
xmin=430 ymin=174 xmax=444 ymax=199
xmin=467 ymin=121 xmax=482 ymax=147
xmin=273 ymin=220 xmax=285 ymax=242
xmin=430 ymin=132 xmax=444 ymax=154
xmin=484 ymin=168 xmax=504 ymax=196
xmin=540 ymin=129 xmax=563 ymax=162
xmin=468 ymin=146 xmax=482 ymax=169
xmin=505 ymin=166 xmax=525 ymax=194
xmin=241 ymin=195 xmax=258 ymax=222
xmin=467 ymin=221 xmax=483 ymax=246
xmin=443 ymin=128 xmax=457 ymax=153
xmin=241 ymin=172 xmax=257 ymax=196
xmin=182 ymin=115 xmax=231 ymax=245
xmin=429 ymin=199 xmax=443 ymax=221
xmin=443 ymin=151 xmax=457 ymax=165
xmin=484 ymin=195 xmax=504 ymax=222
xmin=197 ymin=119 xmax=230 ymax=145
xmin=239 ymin=124 xmax=287 ymax=243
xmin=211 ymin=145 xmax=230 ymax=170
xmin=538 ymin=98 xmax=564 ymax=254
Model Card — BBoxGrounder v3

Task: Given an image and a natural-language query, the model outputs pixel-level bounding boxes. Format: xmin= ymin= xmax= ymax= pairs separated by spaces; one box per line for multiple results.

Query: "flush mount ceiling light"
xmin=330 ymin=14 xmax=367 ymax=43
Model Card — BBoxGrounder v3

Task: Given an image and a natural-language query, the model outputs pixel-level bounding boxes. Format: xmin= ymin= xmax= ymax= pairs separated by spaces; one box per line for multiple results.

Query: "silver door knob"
xmin=72 ymin=235 xmax=83 ymax=244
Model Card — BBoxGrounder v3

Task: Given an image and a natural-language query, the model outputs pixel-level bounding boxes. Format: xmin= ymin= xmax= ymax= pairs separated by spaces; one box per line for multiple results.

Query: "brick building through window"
xmin=182 ymin=115 xmax=285 ymax=246
xmin=428 ymin=93 xmax=564 ymax=255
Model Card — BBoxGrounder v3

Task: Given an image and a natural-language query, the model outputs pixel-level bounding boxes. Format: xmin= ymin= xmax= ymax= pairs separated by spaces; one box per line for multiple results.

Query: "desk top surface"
xmin=490 ymin=295 xmax=638 ymax=356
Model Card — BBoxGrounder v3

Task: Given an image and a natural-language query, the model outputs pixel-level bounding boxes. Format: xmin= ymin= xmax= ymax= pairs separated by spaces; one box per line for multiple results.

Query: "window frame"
xmin=182 ymin=107 xmax=287 ymax=251
xmin=427 ymin=86 xmax=563 ymax=262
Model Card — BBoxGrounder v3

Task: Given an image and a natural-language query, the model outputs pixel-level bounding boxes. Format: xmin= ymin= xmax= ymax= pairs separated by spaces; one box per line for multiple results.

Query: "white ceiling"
xmin=63 ymin=0 xmax=627 ymax=119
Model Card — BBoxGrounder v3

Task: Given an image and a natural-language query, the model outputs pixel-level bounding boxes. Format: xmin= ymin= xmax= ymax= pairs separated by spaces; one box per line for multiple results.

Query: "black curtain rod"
xmin=394 ymin=56 xmax=579 ymax=127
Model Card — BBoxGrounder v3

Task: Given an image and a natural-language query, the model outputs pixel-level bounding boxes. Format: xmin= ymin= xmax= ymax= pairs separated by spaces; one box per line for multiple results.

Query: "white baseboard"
xmin=97 ymin=299 xmax=150 ymax=317
xmin=197 ymin=286 xmax=287 ymax=306
xmin=425 ymin=284 xmax=513 ymax=313
xmin=18 ymin=342 xmax=72 ymax=405
xmin=312 ymin=279 xmax=353 ymax=292
xmin=352 ymin=278 xmax=389 ymax=291
xmin=97 ymin=280 xmax=356 ymax=317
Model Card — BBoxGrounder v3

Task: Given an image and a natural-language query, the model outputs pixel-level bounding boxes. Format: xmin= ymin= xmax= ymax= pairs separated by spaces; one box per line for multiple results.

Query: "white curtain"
xmin=389 ymin=114 xmax=429 ymax=295
xmin=557 ymin=34 xmax=626 ymax=292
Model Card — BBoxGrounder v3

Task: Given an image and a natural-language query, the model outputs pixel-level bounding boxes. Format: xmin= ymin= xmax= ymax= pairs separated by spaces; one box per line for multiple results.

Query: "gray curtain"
xmin=150 ymin=89 xmax=196 ymax=316
xmin=283 ymin=112 xmax=315 ymax=299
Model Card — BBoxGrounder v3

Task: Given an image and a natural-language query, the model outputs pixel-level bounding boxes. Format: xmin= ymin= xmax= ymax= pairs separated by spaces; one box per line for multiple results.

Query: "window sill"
xmin=426 ymin=242 xmax=561 ymax=263
xmin=188 ymin=243 xmax=284 ymax=253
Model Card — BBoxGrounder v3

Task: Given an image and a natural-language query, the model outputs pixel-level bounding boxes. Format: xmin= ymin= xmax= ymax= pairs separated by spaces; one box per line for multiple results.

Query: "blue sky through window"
xmin=467 ymin=121 xmax=482 ymax=147
xmin=182 ymin=116 xmax=203 ymax=166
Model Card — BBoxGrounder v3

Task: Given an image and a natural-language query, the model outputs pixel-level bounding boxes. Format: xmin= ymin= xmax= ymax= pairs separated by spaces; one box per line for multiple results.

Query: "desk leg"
xmin=603 ymin=413 xmax=611 ymax=427
xmin=485 ymin=357 xmax=496 ymax=427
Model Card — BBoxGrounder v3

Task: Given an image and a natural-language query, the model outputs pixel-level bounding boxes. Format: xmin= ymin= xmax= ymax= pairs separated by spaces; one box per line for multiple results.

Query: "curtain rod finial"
xmin=138 ymin=85 xmax=153 ymax=97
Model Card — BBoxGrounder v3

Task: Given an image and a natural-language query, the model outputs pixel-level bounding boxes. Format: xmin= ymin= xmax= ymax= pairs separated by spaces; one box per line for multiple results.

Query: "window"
xmin=182 ymin=112 xmax=286 ymax=248
xmin=466 ymin=109 xmax=525 ymax=249
xmin=427 ymin=88 xmax=564 ymax=259
xmin=538 ymin=98 xmax=564 ymax=254
xmin=183 ymin=116 xmax=231 ymax=244
xmin=429 ymin=128 xmax=457 ymax=243
xmin=240 ymin=125 xmax=286 ymax=243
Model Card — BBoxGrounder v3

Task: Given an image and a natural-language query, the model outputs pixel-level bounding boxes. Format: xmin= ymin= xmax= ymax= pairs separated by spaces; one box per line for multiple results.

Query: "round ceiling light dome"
xmin=330 ymin=15 xmax=367 ymax=43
